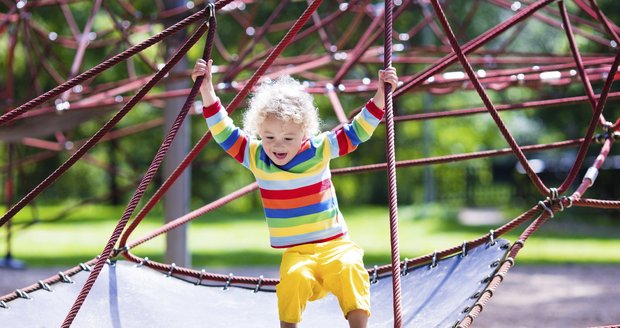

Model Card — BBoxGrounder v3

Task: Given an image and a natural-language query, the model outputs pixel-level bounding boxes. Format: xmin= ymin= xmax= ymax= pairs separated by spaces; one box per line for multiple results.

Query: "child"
xmin=192 ymin=59 xmax=398 ymax=328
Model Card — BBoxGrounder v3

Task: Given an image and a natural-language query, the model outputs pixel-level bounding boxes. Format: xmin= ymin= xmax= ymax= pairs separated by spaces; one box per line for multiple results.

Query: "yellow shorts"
xmin=276 ymin=238 xmax=370 ymax=324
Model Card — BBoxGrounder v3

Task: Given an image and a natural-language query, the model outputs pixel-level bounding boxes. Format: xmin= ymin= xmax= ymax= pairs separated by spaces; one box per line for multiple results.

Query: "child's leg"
xmin=277 ymin=246 xmax=326 ymax=325
xmin=346 ymin=309 xmax=369 ymax=328
xmin=319 ymin=240 xmax=371 ymax=325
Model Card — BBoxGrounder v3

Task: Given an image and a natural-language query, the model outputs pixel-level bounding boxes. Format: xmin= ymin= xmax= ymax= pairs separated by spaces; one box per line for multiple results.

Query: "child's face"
xmin=258 ymin=115 xmax=305 ymax=166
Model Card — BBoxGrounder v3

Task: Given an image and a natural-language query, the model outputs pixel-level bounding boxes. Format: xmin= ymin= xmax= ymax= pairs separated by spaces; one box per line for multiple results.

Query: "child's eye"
xmin=285 ymin=138 xmax=293 ymax=141
xmin=266 ymin=136 xmax=274 ymax=140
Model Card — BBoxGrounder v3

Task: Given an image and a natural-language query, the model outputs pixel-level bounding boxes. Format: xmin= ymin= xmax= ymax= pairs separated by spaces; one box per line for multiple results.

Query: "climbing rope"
xmin=118 ymin=0 xmax=325 ymax=251
xmin=60 ymin=5 xmax=218 ymax=326
xmin=0 ymin=0 xmax=233 ymax=229
xmin=112 ymin=0 xmax=614 ymax=302
xmin=556 ymin=49 xmax=620 ymax=194
xmin=430 ymin=0 xmax=551 ymax=197
xmin=0 ymin=2 xmax=618 ymax=327
xmin=382 ymin=0 xmax=403 ymax=327
xmin=396 ymin=0 xmax=558 ymax=98
xmin=559 ymin=1 xmax=606 ymax=126
xmin=430 ymin=0 xmax=620 ymax=200
xmin=0 ymin=3 xmax=227 ymax=127
xmin=116 ymin=137 xmax=585 ymax=259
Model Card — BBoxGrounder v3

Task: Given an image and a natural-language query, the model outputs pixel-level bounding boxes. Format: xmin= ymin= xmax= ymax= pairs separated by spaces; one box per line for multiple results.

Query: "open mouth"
xmin=273 ymin=152 xmax=287 ymax=160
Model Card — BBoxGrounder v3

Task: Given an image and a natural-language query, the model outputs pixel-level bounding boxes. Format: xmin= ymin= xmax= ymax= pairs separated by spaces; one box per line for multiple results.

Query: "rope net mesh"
xmin=1 ymin=0 xmax=619 ymax=326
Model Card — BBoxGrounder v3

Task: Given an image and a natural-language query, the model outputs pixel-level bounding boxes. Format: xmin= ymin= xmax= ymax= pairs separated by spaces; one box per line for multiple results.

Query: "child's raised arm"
xmin=192 ymin=59 xmax=218 ymax=107
xmin=371 ymin=67 xmax=399 ymax=109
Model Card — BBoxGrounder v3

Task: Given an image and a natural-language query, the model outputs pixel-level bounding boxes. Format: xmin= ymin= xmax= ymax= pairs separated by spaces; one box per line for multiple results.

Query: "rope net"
xmin=1 ymin=0 xmax=619 ymax=326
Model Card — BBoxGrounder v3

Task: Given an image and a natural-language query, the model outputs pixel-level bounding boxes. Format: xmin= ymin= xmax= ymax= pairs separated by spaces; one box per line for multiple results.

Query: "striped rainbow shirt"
xmin=203 ymin=99 xmax=385 ymax=248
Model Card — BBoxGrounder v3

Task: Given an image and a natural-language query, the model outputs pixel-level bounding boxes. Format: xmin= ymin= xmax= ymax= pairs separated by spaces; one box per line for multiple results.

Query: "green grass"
xmin=2 ymin=204 xmax=619 ymax=268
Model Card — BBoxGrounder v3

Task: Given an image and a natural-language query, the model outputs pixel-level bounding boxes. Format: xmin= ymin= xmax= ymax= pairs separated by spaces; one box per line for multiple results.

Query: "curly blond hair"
xmin=243 ymin=75 xmax=320 ymax=137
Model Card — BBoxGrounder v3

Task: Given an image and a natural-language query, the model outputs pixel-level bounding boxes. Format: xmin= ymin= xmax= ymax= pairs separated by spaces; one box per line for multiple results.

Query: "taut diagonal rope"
xmin=60 ymin=6 xmax=217 ymax=326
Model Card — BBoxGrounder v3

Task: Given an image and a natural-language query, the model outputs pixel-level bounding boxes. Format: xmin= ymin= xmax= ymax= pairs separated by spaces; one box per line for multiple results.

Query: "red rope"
xmin=0 ymin=258 xmax=99 ymax=303
xmin=60 ymin=11 xmax=215 ymax=327
xmin=457 ymin=139 xmax=618 ymax=327
xmin=612 ymin=118 xmax=620 ymax=132
xmin=5 ymin=143 xmax=613 ymax=313
xmin=395 ymin=0 xmax=556 ymax=97
xmin=556 ymin=49 xmax=620 ymax=194
xmin=116 ymin=5 xmax=604 ymax=327
xmin=394 ymin=92 xmax=620 ymax=123
xmin=424 ymin=0 xmax=620 ymax=200
xmin=383 ymin=0 xmax=402 ymax=326
xmin=558 ymin=1 xmax=607 ymax=127
xmin=4 ymin=192 xmax=615 ymax=305
xmin=118 ymin=0 xmax=325 ymax=248
xmin=585 ymin=0 xmax=620 ymax=45
xmin=0 ymin=0 xmax=620 ymax=327
xmin=0 ymin=18 xmax=214 ymax=230
xmin=570 ymin=138 xmax=614 ymax=200
xmin=430 ymin=0 xmax=551 ymax=196
xmin=219 ymin=0 xmax=291 ymax=83
xmin=123 ymin=183 xmax=258 ymax=251
xmin=100 ymin=193 xmax=615 ymax=295
xmin=489 ymin=0 xmax=610 ymax=47
xmin=333 ymin=0 xmax=414 ymax=87
xmin=0 ymin=3 xmax=230 ymax=127
xmin=333 ymin=8 xmax=384 ymax=86
xmin=332 ymin=138 xmax=584 ymax=175
xmin=0 ymin=6 xmax=17 ymax=34
xmin=120 ymin=137 xmax=583 ymax=253
xmin=378 ymin=204 xmax=541 ymax=277
xmin=220 ymin=0 xmax=365 ymax=82
xmin=122 ymin=251 xmax=280 ymax=286
xmin=458 ymin=211 xmax=550 ymax=328
xmin=574 ymin=198 xmax=620 ymax=210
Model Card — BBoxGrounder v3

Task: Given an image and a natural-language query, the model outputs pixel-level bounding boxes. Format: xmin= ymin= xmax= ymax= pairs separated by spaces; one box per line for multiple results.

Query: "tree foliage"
xmin=1 ymin=0 xmax=618 ymax=219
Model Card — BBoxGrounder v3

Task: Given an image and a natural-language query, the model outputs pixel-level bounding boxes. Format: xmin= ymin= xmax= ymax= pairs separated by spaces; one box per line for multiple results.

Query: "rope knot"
xmin=547 ymin=187 xmax=559 ymax=201
xmin=112 ymin=245 xmax=130 ymax=258
xmin=543 ymin=187 xmax=560 ymax=214
xmin=596 ymin=122 xmax=616 ymax=143
xmin=560 ymin=196 xmax=574 ymax=211
xmin=537 ymin=200 xmax=554 ymax=218
xmin=205 ymin=2 xmax=216 ymax=19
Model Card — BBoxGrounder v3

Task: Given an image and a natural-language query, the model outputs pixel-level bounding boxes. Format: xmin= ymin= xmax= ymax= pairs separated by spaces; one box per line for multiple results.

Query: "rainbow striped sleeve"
xmin=327 ymin=99 xmax=385 ymax=158
xmin=202 ymin=100 xmax=251 ymax=168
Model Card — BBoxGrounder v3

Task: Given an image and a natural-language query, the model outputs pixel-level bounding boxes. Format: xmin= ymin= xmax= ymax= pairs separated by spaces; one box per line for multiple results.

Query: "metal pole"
xmin=0 ymin=143 xmax=26 ymax=269
xmin=163 ymin=0 xmax=191 ymax=267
